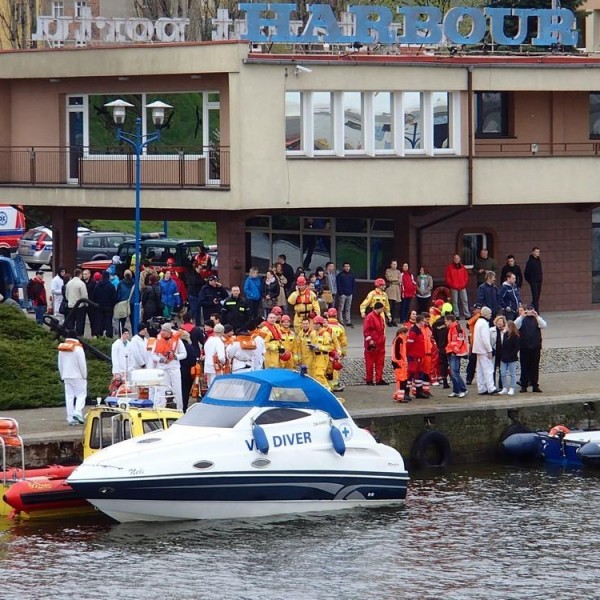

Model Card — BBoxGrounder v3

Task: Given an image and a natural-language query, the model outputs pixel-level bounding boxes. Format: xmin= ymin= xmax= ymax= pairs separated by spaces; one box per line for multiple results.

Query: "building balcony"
xmin=0 ymin=146 xmax=230 ymax=189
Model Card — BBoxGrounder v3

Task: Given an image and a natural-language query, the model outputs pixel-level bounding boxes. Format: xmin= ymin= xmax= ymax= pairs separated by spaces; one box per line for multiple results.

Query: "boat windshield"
xmin=208 ymin=379 xmax=262 ymax=401
xmin=177 ymin=402 xmax=252 ymax=428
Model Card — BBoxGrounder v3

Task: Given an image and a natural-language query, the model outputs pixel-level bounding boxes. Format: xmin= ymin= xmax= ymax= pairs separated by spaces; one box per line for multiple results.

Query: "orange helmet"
xmin=281 ymin=315 xmax=291 ymax=323
xmin=327 ymin=308 xmax=337 ymax=318
xmin=280 ymin=350 xmax=292 ymax=362
xmin=296 ymin=276 xmax=307 ymax=286
xmin=375 ymin=278 xmax=386 ymax=288
xmin=313 ymin=316 xmax=326 ymax=325
xmin=166 ymin=257 xmax=176 ymax=266
xmin=272 ymin=306 xmax=283 ymax=315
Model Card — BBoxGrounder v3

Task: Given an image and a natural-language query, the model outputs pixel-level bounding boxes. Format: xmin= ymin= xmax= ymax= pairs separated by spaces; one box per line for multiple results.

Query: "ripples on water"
xmin=1 ymin=465 xmax=599 ymax=600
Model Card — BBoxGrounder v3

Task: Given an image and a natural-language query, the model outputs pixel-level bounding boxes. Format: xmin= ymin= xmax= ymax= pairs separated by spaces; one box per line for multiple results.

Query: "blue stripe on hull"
xmin=70 ymin=472 xmax=409 ymax=503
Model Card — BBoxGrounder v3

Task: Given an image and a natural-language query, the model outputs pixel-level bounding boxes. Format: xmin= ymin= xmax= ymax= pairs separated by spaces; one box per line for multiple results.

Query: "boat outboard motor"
xmin=501 ymin=433 xmax=541 ymax=461
xmin=577 ymin=442 xmax=600 ymax=467
xmin=252 ymin=422 xmax=269 ymax=455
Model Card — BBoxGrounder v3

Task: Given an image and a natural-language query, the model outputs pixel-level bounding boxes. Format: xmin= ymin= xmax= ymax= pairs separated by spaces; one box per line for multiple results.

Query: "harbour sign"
xmin=31 ymin=2 xmax=578 ymax=47
xmin=240 ymin=3 xmax=578 ymax=46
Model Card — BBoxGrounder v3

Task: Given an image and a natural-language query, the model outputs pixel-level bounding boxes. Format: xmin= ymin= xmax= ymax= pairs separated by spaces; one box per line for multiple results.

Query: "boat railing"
xmin=0 ymin=418 xmax=25 ymax=486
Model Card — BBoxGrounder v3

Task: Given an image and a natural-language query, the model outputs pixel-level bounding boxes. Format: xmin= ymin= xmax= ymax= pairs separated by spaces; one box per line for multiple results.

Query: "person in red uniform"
xmin=363 ymin=301 xmax=388 ymax=386
xmin=406 ymin=314 xmax=428 ymax=398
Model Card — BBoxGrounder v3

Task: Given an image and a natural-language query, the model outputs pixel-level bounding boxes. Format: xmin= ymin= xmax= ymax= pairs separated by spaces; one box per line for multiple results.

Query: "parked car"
xmin=18 ymin=225 xmax=92 ymax=269
xmin=76 ymin=232 xmax=134 ymax=265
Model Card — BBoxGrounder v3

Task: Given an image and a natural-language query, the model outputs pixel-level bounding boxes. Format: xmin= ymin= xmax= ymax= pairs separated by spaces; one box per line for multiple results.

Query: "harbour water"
xmin=1 ymin=464 xmax=599 ymax=600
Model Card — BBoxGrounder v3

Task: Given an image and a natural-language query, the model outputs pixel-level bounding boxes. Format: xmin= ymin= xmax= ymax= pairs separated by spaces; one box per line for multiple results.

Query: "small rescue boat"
xmin=69 ymin=369 xmax=409 ymax=523
xmin=502 ymin=425 xmax=600 ymax=468
xmin=1 ymin=370 xmax=182 ymax=519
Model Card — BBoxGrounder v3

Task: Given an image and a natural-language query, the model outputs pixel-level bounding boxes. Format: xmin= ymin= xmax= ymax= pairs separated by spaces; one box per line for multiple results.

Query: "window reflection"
xmin=344 ymin=92 xmax=363 ymax=150
xmin=313 ymin=92 xmax=333 ymax=151
xmin=433 ymin=92 xmax=449 ymax=149
xmin=404 ymin=92 xmax=422 ymax=150
xmin=336 ymin=236 xmax=367 ymax=279
xmin=374 ymin=92 xmax=392 ymax=151
xmin=285 ymin=91 xmax=302 ymax=150
xmin=590 ymin=93 xmax=600 ymax=138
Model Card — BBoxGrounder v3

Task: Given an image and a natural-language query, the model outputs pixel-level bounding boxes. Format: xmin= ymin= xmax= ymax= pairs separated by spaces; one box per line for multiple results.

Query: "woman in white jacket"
xmin=472 ymin=306 xmax=499 ymax=395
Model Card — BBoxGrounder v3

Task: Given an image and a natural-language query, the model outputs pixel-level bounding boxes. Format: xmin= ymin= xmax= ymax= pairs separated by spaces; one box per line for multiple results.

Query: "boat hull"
xmin=69 ymin=470 xmax=409 ymax=523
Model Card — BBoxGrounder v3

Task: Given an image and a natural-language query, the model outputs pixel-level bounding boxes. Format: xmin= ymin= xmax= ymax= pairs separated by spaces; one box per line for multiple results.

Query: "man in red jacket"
xmin=444 ymin=254 xmax=471 ymax=320
xmin=363 ymin=301 xmax=388 ymax=386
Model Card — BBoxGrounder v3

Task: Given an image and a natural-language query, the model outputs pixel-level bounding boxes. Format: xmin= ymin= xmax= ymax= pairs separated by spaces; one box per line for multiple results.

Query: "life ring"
xmin=411 ymin=430 xmax=452 ymax=469
xmin=549 ymin=425 xmax=570 ymax=437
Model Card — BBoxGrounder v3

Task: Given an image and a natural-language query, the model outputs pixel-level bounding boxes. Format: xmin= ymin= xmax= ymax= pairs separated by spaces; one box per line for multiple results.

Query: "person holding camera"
xmin=514 ymin=304 xmax=546 ymax=393
xmin=198 ymin=275 xmax=228 ymax=325
xmin=498 ymin=272 xmax=521 ymax=322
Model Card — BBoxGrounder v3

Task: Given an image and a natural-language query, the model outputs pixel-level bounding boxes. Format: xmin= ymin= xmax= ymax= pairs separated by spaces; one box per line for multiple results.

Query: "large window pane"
xmin=374 ymin=92 xmax=392 ymax=151
xmin=337 ymin=218 xmax=367 ymax=233
xmin=272 ymin=216 xmax=300 ymax=230
xmin=475 ymin=92 xmax=508 ymax=137
xmin=404 ymin=92 xmax=422 ymax=150
xmin=590 ymin=93 xmax=600 ymax=138
xmin=370 ymin=237 xmax=393 ymax=279
xmin=146 ymin=92 xmax=205 ymax=153
xmin=302 ymin=234 xmax=331 ymax=272
xmin=272 ymin=234 xmax=301 ymax=270
xmin=313 ymin=92 xmax=333 ymax=151
xmin=246 ymin=231 xmax=272 ymax=273
xmin=433 ymin=92 xmax=449 ymax=149
xmin=88 ymin=94 xmax=141 ymax=154
xmin=344 ymin=92 xmax=363 ymax=151
xmin=246 ymin=216 xmax=270 ymax=228
xmin=336 ymin=236 xmax=367 ymax=280
xmin=285 ymin=91 xmax=302 ymax=151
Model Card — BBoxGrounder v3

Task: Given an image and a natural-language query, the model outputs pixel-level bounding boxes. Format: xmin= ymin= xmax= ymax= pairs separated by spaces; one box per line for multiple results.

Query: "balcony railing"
xmin=475 ymin=141 xmax=600 ymax=156
xmin=0 ymin=146 xmax=230 ymax=189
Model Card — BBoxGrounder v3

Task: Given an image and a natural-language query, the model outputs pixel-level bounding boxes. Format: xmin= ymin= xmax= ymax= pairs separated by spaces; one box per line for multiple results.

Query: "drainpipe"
xmin=416 ymin=66 xmax=474 ymax=268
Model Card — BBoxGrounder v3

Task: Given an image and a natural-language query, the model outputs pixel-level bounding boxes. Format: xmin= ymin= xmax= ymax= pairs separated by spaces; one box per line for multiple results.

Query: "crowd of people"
xmin=41 ymin=246 xmax=547 ymax=422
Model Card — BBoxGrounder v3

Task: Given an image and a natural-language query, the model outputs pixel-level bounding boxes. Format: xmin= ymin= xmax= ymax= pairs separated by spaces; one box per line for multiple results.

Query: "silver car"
xmin=18 ymin=226 xmax=92 ymax=269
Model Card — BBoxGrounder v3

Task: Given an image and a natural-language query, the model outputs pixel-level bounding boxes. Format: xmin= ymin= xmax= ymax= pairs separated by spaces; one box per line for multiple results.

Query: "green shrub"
xmin=0 ymin=305 xmax=112 ymax=410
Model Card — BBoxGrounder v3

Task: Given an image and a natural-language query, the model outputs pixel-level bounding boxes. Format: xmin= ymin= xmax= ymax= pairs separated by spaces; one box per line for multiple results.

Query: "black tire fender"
xmin=411 ymin=430 xmax=452 ymax=469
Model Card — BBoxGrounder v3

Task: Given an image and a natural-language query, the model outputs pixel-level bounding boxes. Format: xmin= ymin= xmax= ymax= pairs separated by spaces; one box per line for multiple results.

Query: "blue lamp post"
xmin=104 ymin=98 xmax=172 ymax=332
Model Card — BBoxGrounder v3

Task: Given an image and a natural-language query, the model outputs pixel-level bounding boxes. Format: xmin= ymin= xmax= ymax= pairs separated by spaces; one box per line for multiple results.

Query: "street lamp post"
xmin=104 ymin=99 xmax=172 ymax=332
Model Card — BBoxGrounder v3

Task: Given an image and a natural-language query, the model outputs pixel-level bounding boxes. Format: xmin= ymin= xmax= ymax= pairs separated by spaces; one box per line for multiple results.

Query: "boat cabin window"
xmin=142 ymin=418 xmax=166 ymax=434
xmin=89 ymin=412 xmax=120 ymax=450
xmin=254 ymin=408 xmax=310 ymax=425
xmin=177 ymin=402 xmax=252 ymax=429
xmin=208 ymin=379 xmax=261 ymax=400
xmin=166 ymin=418 xmax=179 ymax=429
xmin=268 ymin=387 xmax=310 ymax=403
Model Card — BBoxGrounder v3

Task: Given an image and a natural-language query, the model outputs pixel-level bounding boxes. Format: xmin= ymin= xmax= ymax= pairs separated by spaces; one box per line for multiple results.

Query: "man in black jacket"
xmin=221 ymin=286 xmax=250 ymax=332
xmin=524 ymin=247 xmax=543 ymax=312
xmin=198 ymin=275 xmax=228 ymax=325
xmin=515 ymin=305 xmax=546 ymax=393
xmin=186 ymin=263 xmax=206 ymax=325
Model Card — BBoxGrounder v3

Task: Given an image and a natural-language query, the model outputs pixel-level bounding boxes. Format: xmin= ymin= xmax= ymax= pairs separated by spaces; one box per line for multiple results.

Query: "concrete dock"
xmin=2 ymin=310 xmax=600 ymax=467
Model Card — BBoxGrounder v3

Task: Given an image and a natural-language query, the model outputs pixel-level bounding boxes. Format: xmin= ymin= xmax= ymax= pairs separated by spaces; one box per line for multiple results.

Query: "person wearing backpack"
xmin=444 ymin=314 xmax=469 ymax=398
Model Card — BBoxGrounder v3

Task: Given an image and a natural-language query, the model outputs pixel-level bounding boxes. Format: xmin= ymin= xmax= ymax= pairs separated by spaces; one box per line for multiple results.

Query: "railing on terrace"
xmin=474 ymin=141 xmax=600 ymax=156
xmin=0 ymin=146 xmax=230 ymax=189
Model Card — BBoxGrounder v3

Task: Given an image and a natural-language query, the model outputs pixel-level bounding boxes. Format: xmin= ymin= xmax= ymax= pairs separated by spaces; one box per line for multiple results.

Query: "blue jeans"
xmin=34 ymin=305 xmax=46 ymax=325
xmin=500 ymin=361 xmax=517 ymax=390
xmin=448 ymin=354 xmax=467 ymax=394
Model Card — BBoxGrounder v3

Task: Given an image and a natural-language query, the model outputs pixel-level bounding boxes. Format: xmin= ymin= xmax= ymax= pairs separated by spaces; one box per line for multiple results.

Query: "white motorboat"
xmin=67 ymin=370 xmax=409 ymax=522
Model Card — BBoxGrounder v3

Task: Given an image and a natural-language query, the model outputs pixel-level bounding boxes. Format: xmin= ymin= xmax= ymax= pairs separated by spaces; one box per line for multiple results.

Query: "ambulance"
xmin=0 ymin=205 xmax=25 ymax=257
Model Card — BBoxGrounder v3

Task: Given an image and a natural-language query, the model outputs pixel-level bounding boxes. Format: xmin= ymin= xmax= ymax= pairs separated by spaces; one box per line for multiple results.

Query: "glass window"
xmin=285 ymin=91 xmax=302 ymax=151
xmin=313 ymin=92 xmax=333 ymax=151
xmin=246 ymin=231 xmax=272 ymax=273
xmin=374 ymin=92 xmax=392 ymax=151
xmin=272 ymin=216 xmax=300 ymax=230
xmin=475 ymin=92 xmax=509 ymax=137
xmin=302 ymin=234 xmax=331 ymax=272
xmin=336 ymin=236 xmax=367 ymax=279
xmin=460 ymin=233 xmax=490 ymax=269
xmin=370 ymin=237 xmax=393 ymax=279
xmin=246 ymin=216 xmax=270 ymax=228
xmin=593 ymin=209 xmax=600 ymax=303
xmin=75 ymin=1 xmax=87 ymax=17
xmin=177 ymin=402 xmax=252 ymax=428
xmin=268 ymin=388 xmax=310 ymax=403
xmin=590 ymin=93 xmax=600 ymax=138
xmin=272 ymin=234 xmax=301 ymax=268
xmin=88 ymin=94 xmax=142 ymax=154
xmin=146 ymin=92 xmax=204 ymax=153
xmin=255 ymin=408 xmax=310 ymax=425
xmin=372 ymin=219 xmax=394 ymax=233
xmin=68 ymin=96 xmax=84 ymax=106
xmin=142 ymin=419 xmax=166 ymax=434
xmin=404 ymin=92 xmax=422 ymax=150
xmin=433 ymin=92 xmax=449 ymax=149
xmin=343 ymin=92 xmax=363 ymax=151
xmin=337 ymin=218 xmax=367 ymax=233
xmin=52 ymin=1 xmax=64 ymax=17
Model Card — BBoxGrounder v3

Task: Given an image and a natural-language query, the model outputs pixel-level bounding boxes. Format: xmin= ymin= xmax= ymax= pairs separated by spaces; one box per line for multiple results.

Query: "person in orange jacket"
xmin=392 ymin=326 xmax=410 ymax=403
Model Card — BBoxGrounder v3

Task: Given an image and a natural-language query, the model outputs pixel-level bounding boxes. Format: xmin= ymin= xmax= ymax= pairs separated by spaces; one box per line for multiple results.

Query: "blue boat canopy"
xmin=200 ymin=370 xmax=349 ymax=420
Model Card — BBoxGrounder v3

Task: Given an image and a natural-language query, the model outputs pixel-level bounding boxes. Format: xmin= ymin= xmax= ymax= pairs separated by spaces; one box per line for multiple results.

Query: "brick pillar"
xmin=215 ymin=214 xmax=246 ymax=289
xmin=51 ymin=208 xmax=79 ymax=273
